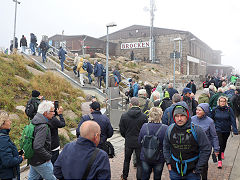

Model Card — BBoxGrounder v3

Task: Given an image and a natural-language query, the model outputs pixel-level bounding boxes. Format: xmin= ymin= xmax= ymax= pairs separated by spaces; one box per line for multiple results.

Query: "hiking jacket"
xmin=138 ymin=96 xmax=154 ymax=112
xmin=113 ymin=69 xmax=121 ymax=82
xmin=191 ymin=103 xmax=220 ymax=152
xmin=29 ymin=113 xmax=52 ymax=166
xmin=119 ymin=106 xmax=148 ymax=148
xmin=94 ymin=62 xmax=102 ymax=77
xmin=186 ymin=82 xmax=196 ymax=94
xmin=144 ymin=84 xmax=152 ymax=98
xmin=133 ymin=83 xmax=139 ymax=97
xmin=76 ymin=111 xmax=113 ymax=146
xmin=138 ymin=123 xmax=168 ymax=164
xmin=182 ymin=95 xmax=197 ymax=116
xmin=231 ymin=94 xmax=240 ymax=116
xmin=58 ymin=48 xmax=67 ymax=61
xmin=48 ymin=114 xmax=65 ymax=150
xmin=86 ymin=62 xmax=93 ymax=74
xmin=0 ymin=129 xmax=23 ymax=180
xmin=20 ymin=37 xmax=27 ymax=47
xmin=167 ymin=88 xmax=178 ymax=100
xmin=162 ymin=104 xmax=175 ymax=125
xmin=211 ymin=106 xmax=238 ymax=134
xmin=77 ymin=59 xmax=86 ymax=74
xmin=54 ymin=137 xmax=110 ymax=180
xmin=209 ymin=92 xmax=225 ymax=109
xmin=198 ymin=93 xmax=210 ymax=104
xmin=163 ymin=102 xmax=211 ymax=175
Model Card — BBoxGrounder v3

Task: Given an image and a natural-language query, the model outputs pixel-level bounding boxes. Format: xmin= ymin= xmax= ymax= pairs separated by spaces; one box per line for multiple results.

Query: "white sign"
xmin=121 ymin=41 xmax=150 ymax=49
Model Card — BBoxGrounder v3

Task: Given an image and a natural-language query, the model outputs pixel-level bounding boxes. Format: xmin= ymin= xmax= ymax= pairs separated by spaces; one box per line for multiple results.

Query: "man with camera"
xmin=48 ymin=101 xmax=65 ymax=164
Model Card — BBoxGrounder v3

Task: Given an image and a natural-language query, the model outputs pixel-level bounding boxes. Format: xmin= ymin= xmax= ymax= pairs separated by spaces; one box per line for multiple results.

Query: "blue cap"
xmin=183 ymin=87 xmax=192 ymax=94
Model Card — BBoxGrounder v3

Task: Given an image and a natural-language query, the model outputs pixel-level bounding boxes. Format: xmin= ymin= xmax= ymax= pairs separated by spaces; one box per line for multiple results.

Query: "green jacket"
xmin=198 ymin=93 xmax=210 ymax=104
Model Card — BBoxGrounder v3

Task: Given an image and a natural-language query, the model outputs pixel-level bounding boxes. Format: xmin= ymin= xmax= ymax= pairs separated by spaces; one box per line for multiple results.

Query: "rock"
xmin=58 ymin=128 xmax=70 ymax=141
xmin=9 ymin=114 xmax=20 ymax=121
xmin=63 ymin=110 xmax=78 ymax=120
xmin=77 ymin=96 xmax=85 ymax=101
xmin=16 ymin=106 xmax=25 ymax=112
xmin=26 ymin=65 xmax=44 ymax=76
xmin=60 ymin=92 xmax=70 ymax=97
xmin=95 ymin=53 xmax=106 ymax=59
xmin=15 ymin=75 xmax=30 ymax=84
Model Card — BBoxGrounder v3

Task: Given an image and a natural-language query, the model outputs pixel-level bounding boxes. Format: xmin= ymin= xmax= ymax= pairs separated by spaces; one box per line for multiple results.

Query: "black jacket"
xmin=29 ymin=113 xmax=52 ymax=166
xmin=48 ymin=114 xmax=65 ymax=150
xmin=186 ymin=82 xmax=197 ymax=94
xmin=119 ymin=106 xmax=148 ymax=148
xmin=20 ymin=37 xmax=27 ymax=47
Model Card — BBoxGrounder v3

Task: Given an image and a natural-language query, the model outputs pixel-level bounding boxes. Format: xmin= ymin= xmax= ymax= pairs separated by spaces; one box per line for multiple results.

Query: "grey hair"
xmin=130 ymin=97 xmax=139 ymax=106
xmin=151 ymin=91 xmax=160 ymax=100
xmin=37 ymin=100 xmax=54 ymax=114
xmin=172 ymin=93 xmax=181 ymax=103
xmin=0 ymin=111 xmax=9 ymax=128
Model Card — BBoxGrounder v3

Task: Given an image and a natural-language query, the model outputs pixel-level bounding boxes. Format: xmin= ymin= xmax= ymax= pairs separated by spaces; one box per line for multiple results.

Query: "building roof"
xmin=99 ymin=24 xmax=189 ymax=40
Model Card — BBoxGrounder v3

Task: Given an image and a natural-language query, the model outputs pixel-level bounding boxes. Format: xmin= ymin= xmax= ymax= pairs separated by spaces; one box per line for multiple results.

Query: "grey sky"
xmin=1 ymin=0 xmax=239 ymax=71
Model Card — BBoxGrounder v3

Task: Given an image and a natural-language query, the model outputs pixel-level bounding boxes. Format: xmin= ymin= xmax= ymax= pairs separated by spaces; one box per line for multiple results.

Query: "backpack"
xmin=82 ymin=62 xmax=87 ymax=71
xmin=25 ymin=99 xmax=36 ymax=119
xmin=19 ymin=123 xmax=35 ymax=159
xmin=141 ymin=124 xmax=163 ymax=161
xmin=142 ymin=99 xmax=150 ymax=117
xmin=203 ymin=81 xmax=209 ymax=88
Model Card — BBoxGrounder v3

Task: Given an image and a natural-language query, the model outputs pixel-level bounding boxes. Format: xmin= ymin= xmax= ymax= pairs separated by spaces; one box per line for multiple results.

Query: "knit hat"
xmin=173 ymin=105 xmax=188 ymax=117
xmin=32 ymin=90 xmax=40 ymax=97
xmin=183 ymin=87 xmax=192 ymax=94
xmin=89 ymin=101 xmax=100 ymax=110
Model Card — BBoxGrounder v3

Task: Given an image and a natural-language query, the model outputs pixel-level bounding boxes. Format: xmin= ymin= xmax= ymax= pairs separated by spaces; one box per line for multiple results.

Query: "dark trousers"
xmin=169 ymin=170 xmax=201 ymax=180
xmin=141 ymin=160 xmax=164 ymax=180
xmin=123 ymin=146 xmax=141 ymax=180
xmin=217 ymin=132 xmax=230 ymax=160
xmin=201 ymin=163 xmax=208 ymax=180
xmin=51 ymin=150 xmax=59 ymax=165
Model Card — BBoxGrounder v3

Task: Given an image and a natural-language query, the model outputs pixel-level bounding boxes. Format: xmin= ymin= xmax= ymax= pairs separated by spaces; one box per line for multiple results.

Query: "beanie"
xmin=32 ymin=90 xmax=40 ymax=97
xmin=173 ymin=105 xmax=188 ymax=118
xmin=89 ymin=101 xmax=100 ymax=110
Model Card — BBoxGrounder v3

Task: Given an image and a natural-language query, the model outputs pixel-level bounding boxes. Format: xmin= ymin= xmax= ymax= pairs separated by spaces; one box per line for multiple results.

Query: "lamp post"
xmin=173 ymin=37 xmax=182 ymax=89
xmin=12 ymin=0 xmax=20 ymax=50
xmin=106 ymin=22 xmax=117 ymax=98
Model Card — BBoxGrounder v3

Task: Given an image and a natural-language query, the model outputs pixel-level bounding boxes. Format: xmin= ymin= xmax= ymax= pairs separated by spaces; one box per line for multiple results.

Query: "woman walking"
xmin=211 ymin=96 xmax=238 ymax=168
xmin=138 ymin=107 xmax=168 ymax=180
xmin=0 ymin=111 xmax=24 ymax=180
xmin=191 ymin=103 xmax=219 ymax=179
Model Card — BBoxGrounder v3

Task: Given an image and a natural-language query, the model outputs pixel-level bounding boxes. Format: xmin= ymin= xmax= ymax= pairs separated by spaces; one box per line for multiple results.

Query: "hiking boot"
xmin=221 ymin=152 xmax=224 ymax=160
xmin=218 ymin=160 xmax=222 ymax=168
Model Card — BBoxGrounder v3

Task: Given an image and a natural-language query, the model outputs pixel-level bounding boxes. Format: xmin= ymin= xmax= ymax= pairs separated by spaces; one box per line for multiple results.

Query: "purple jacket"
xmin=191 ymin=103 xmax=220 ymax=152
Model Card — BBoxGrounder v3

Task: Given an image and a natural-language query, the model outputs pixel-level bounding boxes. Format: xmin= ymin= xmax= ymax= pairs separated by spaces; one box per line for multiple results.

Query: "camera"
xmin=54 ymin=100 xmax=59 ymax=115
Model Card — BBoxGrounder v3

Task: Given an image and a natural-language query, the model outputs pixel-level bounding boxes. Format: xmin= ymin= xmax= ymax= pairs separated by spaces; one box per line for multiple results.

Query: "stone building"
xmin=100 ymin=25 xmax=225 ymax=76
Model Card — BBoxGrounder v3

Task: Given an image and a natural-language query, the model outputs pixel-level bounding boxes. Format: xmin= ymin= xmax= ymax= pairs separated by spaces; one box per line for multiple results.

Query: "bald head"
xmin=80 ymin=121 xmax=101 ymax=145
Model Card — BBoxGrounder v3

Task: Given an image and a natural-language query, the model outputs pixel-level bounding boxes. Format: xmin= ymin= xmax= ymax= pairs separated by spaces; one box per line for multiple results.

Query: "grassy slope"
xmin=0 ymin=53 xmax=84 ymax=147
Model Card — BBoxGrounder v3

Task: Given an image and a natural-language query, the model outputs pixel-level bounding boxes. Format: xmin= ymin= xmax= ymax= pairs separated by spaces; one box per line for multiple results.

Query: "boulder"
xmin=16 ymin=105 xmax=25 ymax=112
xmin=63 ymin=110 xmax=78 ymax=120
xmin=58 ymin=128 xmax=70 ymax=141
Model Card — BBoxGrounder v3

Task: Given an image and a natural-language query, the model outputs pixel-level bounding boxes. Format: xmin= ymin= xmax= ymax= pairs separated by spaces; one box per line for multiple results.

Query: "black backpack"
xmin=142 ymin=124 xmax=163 ymax=162
xmin=25 ymin=99 xmax=36 ymax=119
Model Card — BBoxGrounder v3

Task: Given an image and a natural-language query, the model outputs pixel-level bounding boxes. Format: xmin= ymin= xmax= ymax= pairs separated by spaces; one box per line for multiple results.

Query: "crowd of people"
xmin=0 ymin=73 xmax=240 ymax=180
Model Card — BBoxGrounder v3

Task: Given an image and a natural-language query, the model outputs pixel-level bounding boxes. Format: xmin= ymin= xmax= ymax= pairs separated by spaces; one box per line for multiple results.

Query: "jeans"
xmin=30 ymin=43 xmax=35 ymax=54
xmin=217 ymin=132 xmax=230 ymax=160
xmin=28 ymin=161 xmax=56 ymax=180
xmin=51 ymin=150 xmax=59 ymax=165
xmin=122 ymin=146 xmax=141 ymax=180
xmin=141 ymin=161 xmax=164 ymax=180
xmin=87 ymin=73 xmax=92 ymax=84
xmin=169 ymin=170 xmax=201 ymax=180
xmin=42 ymin=51 xmax=46 ymax=63
xmin=60 ymin=59 xmax=65 ymax=71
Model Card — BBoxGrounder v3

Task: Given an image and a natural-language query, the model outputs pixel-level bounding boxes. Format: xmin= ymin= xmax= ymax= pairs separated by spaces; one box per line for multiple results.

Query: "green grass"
xmin=0 ymin=53 xmax=84 ymax=147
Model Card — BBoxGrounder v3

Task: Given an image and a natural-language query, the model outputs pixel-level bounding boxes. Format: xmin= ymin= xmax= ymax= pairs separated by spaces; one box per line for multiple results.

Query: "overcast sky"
xmin=1 ymin=0 xmax=239 ymax=72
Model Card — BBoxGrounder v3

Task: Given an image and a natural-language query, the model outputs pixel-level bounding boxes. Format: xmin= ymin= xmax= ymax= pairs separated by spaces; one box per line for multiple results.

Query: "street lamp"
xmin=173 ymin=37 xmax=182 ymax=89
xmin=12 ymin=0 xmax=21 ymax=50
xmin=106 ymin=22 xmax=117 ymax=97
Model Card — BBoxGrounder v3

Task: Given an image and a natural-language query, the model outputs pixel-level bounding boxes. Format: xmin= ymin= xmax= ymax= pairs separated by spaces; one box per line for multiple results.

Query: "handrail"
xmin=48 ymin=44 xmax=75 ymax=63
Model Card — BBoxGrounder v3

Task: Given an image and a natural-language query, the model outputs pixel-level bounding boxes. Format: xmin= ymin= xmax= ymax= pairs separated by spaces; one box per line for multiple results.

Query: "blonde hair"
xmin=148 ymin=107 xmax=163 ymax=123
xmin=217 ymin=96 xmax=228 ymax=106
xmin=0 ymin=111 xmax=9 ymax=127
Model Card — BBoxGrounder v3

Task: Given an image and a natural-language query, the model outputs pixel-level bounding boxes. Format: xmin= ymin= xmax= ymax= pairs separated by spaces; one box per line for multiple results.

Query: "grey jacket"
xmin=29 ymin=113 xmax=52 ymax=166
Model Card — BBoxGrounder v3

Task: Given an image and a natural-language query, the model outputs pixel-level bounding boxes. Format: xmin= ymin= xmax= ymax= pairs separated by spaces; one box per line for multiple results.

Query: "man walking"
xmin=28 ymin=101 xmax=56 ymax=180
xmin=54 ymin=121 xmax=111 ymax=179
xmin=163 ymin=102 xmax=211 ymax=180
xmin=58 ymin=47 xmax=67 ymax=72
xmin=39 ymin=40 xmax=49 ymax=63
xmin=30 ymin=33 xmax=37 ymax=55
xmin=119 ymin=97 xmax=148 ymax=180
xmin=20 ymin=35 xmax=27 ymax=53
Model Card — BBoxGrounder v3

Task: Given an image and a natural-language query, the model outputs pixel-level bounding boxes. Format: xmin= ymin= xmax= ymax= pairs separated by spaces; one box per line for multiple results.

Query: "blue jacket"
xmin=54 ymin=137 xmax=110 ymax=179
xmin=138 ymin=123 xmax=168 ymax=163
xmin=211 ymin=106 xmax=238 ymax=134
xmin=0 ymin=129 xmax=23 ymax=180
xmin=163 ymin=102 xmax=211 ymax=175
xmin=87 ymin=62 xmax=93 ymax=74
xmin=162 ymin=104 xmax=175 ymax=125
xmin=167 ymin=88 xmax=178 ymax=100
xmin=76 ymin=111 xmax=113 ymax=145
xmin=191 ymin=103 xmax=220 ymax=152
xmin=133 ymin=83 xmax=139 ymax=97
xmin=58 ymin=48 xmax=67 ymax=61
xmin=94 ymin=62 xmax=103 ymax=77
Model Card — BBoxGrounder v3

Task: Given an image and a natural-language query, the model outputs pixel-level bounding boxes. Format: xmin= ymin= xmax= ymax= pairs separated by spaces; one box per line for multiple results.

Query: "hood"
xmin=172 ymin=101 xmax=190 ymax=124
xmin=127 ymin=106 xmax=142 ymax=118
xmin=31 ymin=113 xmax=48 ymax=125
xmin=197 ymin=103 xmax=209 ymax=114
